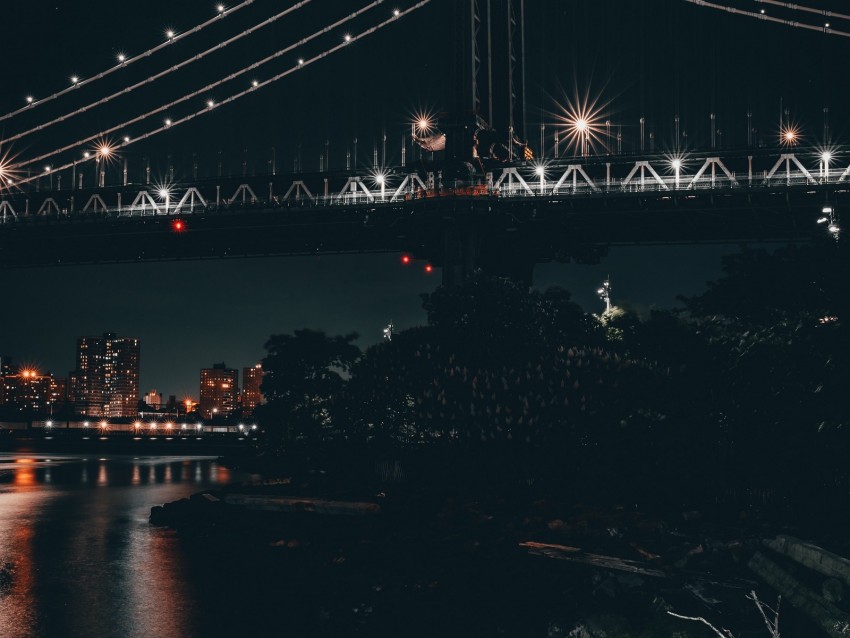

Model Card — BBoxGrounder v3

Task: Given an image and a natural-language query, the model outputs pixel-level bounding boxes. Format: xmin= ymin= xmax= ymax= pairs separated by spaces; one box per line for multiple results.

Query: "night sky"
xmin=1 ymin=0 xmax=846 ymax=397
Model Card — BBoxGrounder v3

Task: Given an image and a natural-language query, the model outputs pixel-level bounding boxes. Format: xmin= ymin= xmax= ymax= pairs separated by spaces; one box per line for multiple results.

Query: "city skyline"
xmin=2 ymin=335 xmax=268 ymax=418
xmin=0 ymin=342 xmax=264 ymax=421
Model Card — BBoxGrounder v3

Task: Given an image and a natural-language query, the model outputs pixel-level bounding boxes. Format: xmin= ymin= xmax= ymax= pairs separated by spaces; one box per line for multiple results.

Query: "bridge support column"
xmin=478 ymin=235 xmax=536 ymax=287
xmin=440 ymin=225 xmax=536 ymax=288
xmin=441 ymin=225 xmax=479 ymax=287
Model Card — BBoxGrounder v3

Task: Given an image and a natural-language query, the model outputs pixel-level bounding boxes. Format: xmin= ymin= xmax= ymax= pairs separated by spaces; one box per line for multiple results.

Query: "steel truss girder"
xmin=764 ymin=154 xmax=816 ymax=184
xmin=129 ymin=191 xmax=161 ymax=215
xmin=622 ymin=161 xmax=668 ymax=191
xmin=337 ymin=176 xmax=374 ymax=203
xmin=82 ymin=194 xmax=108 ymax=213
xmin=391 ymin=174 xmax=428 ymax=201
xmin=493 ymin=167 xmax=533 ymax=194
xmin=231 ymin=184 xmax=258 ymax=205
xmin=0 ymin=201 xmax=17 ymax=223
xmin=173 ymin=188 xmax=207 ymax=212
xmin=37 ymin=198 xmax=61 ymax=216
xmin=282 ymin=180 xmax=316 ymax=202
xmin=689 ymin=157 xmax=738 ymax=189
xmin=551 ymin=165 xmax=599 ymax=193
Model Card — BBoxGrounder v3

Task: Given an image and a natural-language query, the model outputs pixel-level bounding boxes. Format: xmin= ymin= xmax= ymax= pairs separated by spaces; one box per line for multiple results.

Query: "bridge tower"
xmin=444 ymin=0 xmax=529 ymax=164
xmin=441 ymin=0 xmax=533 ymax=287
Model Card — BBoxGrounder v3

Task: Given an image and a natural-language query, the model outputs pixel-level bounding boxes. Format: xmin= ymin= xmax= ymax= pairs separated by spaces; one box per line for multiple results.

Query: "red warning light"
xmin=172 ymin=219 xmax=185 ymax=232
xmin=424 ymin=264 xmax=433 ymax=274
xmin=401 ymin=255 xmax=411 ymax=265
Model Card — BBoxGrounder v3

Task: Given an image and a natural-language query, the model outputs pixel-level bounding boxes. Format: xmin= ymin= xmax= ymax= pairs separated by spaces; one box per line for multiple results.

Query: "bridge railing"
xmin=2 ymin=157 xmax=847 ymax=223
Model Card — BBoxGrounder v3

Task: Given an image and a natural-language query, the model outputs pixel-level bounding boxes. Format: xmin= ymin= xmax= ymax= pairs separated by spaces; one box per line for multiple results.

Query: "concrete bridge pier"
xmin=440 ymin=224 xmax=479 ymax=287
xmin=440 ymin=224 xmax=536 ymax=287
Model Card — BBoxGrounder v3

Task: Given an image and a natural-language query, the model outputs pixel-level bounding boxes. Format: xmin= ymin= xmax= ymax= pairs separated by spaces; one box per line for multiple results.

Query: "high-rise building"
xmin=49 ymin=377 xmax=69 ymax=414
xmin=0 ymin=356 xmax=14 ymax=377
xmin=71 ymin=333 xmax=140 ymax=418
xmin=144 ymin=389 xmax=162 ymax=409
xmin=241 ymin=364 xmax=264 ymax=418
xmin=0 ymin=366 xmax=55 ymax=414
xmin=199 ymin=362 xmax=239 ymax=420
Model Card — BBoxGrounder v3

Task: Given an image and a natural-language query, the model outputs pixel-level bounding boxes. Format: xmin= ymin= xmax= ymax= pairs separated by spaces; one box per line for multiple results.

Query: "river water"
xmin=0 ymin=453 xmax=249 ymax=638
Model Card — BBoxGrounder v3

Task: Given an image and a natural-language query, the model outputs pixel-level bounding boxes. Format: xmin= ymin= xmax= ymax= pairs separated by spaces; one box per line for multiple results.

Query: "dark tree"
xmin=421 ymin=274 xmax=602 ymax=364
xmin=422 ymin=274 xmax=549 ymax=362
xmin=680 ymin=243 xmax=848 ymax=322
xmin=256 ymin=329 xmax=361 ymax=447
xmin=676 ymin=242 xmax=849 ymax=491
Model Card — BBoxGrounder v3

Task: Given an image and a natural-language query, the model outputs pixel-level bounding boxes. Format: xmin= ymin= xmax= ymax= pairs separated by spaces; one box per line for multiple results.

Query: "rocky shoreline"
xmin=149 ymin=460 xmax=850 ymax=637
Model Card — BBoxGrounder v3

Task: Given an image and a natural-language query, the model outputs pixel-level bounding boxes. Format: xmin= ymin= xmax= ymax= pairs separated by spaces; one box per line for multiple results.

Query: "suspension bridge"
xmin=0 ymin=0 xmax=844 ymax=284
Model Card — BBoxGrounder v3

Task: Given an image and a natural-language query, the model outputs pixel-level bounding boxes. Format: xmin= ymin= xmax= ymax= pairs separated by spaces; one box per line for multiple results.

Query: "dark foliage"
xmin=256 ymin=244 xmax=848 ymax=503
xmin=255 ymin=329 xmax=361 ymax=447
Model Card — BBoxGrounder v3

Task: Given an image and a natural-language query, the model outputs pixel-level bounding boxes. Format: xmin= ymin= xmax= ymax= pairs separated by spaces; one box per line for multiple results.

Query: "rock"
xmin=570 ymin=614 xmax=631 ymax=637
xmin=548 ymin=519 xmax=567 ymax=531
xmin=766 ymin=535 xmax=850 ymax=587
xmin=824 ymin=578 xmax=844 ymax=604
xmin=546 ymin=620 xmax=568 ymax=637
xmin=749 ymin=551 xmax=850 ymax=638
xmin=614 ymin=573 xmax=644 ymax=590
xmin=592 ymin=576 xmax=619 ymax=599
xmin=149 ymin=505 xmax=167 ymax=526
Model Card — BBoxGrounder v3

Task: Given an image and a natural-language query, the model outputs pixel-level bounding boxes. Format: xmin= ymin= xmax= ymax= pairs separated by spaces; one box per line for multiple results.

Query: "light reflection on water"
xmin=0 ymin=454 xmax=247 ymax=638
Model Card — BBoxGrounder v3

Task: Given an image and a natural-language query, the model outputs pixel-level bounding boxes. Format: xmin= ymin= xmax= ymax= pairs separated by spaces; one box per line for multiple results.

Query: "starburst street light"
xmin=410 ymin=113 xmax=436 ymax=144
xmin=533 ymin=163 xmax=547 ymax=193
xmin=597 ymin=277 xmax=612 ymax=314
xmin=666 ymin=153 xmax=688 ymax=189
xmin=371 ymin=169 xmax=389 ymax=198
xmin=156 ymin=183 xmax=173 ymax=214
xmin=780 ymin=125 xmax=799 ymax=147
xmin=819 ymin=149 xmax=835 ymax=181
xmin=0 ymin=149 xmax=22 ymax=192
xmin=555 ymin=88 xmax=608 ymax=157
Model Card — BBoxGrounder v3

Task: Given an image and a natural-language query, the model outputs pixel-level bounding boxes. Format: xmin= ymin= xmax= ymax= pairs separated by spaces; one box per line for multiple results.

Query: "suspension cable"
xmin=684 ymin=0 xmax=850 ymax=37
xmin=755 ymin=0 xmax=850 ymax=23
xmin=0 ymin=0 xmax=255 ymax=124
xmin=16 ymin=1 xmax=432 ymax=185
xmin=3 ymin=1 xmax=313 ymax=144
xmin=16 ymin=0 xmax=379 ymax=170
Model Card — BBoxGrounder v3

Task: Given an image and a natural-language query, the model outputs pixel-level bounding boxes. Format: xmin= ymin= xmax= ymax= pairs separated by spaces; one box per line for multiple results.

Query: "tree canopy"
xmin=256 ymin=329 xmax=360 ymax=445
